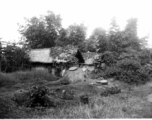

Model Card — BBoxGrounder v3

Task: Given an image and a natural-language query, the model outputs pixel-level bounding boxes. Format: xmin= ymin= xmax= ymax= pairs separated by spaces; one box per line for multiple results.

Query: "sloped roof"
xmin=28 ymin=45 xmax=101 ymax=64
xmin=28 ymin=45 xmax=78 ymax=63
xmin=29 ymin=48 xmax=53 ymax=63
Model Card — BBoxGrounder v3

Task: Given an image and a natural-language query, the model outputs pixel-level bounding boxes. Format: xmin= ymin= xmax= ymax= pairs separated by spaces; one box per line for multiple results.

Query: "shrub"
xmin=116 ymin=59 xmax=141 ymax=71
xmin=1 ymin=44 xmax=30 ymax=72
xmin=26 ymin=85 xmax=55 ymax=107
xmin=103 ymin=59 xmax=150 ymax=84
xmin=100 ymin=51 xmax=116 ymax=66
xmin=102 ymin=66 xmax=121 ymax=78
xmin=138 ymin=49 xmax=151 ymax=65
xmin=13 ymin=85 xmax=56 ymax=108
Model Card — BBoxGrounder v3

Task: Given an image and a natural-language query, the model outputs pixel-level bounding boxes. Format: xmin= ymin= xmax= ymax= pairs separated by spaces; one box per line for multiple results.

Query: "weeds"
xmin=1 ymin=70 xmax=152 ymax=118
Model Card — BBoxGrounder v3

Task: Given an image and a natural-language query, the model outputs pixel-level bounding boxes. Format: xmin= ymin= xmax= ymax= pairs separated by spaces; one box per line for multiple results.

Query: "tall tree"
xmin=108 ymin=17 xmax=123 ymax=52
xmin=19 ymin=11 xmax=62 ymax=49
xmin=109 ymin=17 xmax=120 ymax=35
xmin=67 ymin=23 xmax=86 ymax=46
xmin=124 ymin=18 xmax=137 ymax=38
xmin=55 ymin=28 xmax=70 ymax=47
xmin=123 ymin=18 xmax=141 ymax=50
xmin=2 ymin=43 xmax=30 ymax=72
xmin=88 ymin=27 xmax=108 ymax=53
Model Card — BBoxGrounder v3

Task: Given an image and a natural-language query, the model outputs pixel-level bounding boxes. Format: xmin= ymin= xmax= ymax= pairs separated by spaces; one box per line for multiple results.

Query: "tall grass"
xmin=0 ymin=72 xmax=17 ymax=87
xmin=0 ymin=69 xmax=58 ymax=88
xmin=13 ymin=69 xmax=58 ymax=82
xmin=1 ymin=70 xmax=152 ymax=118
xmin=33 ymin=94 xmax=148 ymax=118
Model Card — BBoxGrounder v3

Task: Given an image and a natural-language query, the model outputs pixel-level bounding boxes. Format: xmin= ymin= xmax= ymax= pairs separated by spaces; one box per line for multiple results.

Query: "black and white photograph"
xmin=0 ymin=0 xmax=152 ymax=118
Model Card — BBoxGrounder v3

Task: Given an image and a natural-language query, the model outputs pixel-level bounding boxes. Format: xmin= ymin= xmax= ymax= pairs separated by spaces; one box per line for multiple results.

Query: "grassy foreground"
xmin=0 ymin=69 xmax=152 ymax=118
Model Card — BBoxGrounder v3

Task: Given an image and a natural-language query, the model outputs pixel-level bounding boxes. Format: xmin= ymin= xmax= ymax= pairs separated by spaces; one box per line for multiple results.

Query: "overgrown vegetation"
xmin=97 ymin=53 xmax=151 ymax=84
xmin=1 ymin=11 xmax=152 ymax=118
xmin=1 ymin=71 xmax=152 ymax=118
xmin=0 ymin=69 xmax=58 ymax=88
xmin=0 ymin=43 xmax=31 ymax=72
xmin=1 ymin=12 xmax=152 ymax=85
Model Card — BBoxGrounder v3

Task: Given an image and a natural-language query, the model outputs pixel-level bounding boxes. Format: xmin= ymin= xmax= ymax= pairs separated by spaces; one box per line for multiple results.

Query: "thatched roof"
xmin=28 ymin=45 xmax=78 ymax=63
xmin=28 ymin=45 xmax=101 ymax=65
xmin=29 ymin=48 xmax=53 ymax=63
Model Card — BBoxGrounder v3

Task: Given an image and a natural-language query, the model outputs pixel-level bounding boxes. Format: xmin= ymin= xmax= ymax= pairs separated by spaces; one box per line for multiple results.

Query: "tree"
xmin=123 ymin=18 xmax=141 ymax=51
xmin=108 ymin=18 xmax=142 ymax=53
xmin=85 ymin=39 xmax=97 ymax=52
xmin=2 ymin=43 xmax=30 ymax=72
xmin=124 ymin=18 xmax=137 ymax=38
xmin=66 ymin=23 xmax=87 ymax=46
xmin=55 ymin=28 xmax=70 ymax=47
xmin=88 ymin=27 xmax=108 ymax=53
xmin=109 ymin=17 xmax=120 ymax=35
xmin=19 ymin=11 xmax=62 ymax=49
xmin=108 ymin=18 xmax=123 ymax=52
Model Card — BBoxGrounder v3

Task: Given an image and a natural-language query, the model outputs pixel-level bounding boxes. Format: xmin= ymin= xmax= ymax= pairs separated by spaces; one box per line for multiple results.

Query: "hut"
xmin=28 ymin=45 xmax=85 ymax=76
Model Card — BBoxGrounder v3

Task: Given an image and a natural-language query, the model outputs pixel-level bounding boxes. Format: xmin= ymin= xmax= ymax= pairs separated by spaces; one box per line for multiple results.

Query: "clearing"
xmin=0 ymin=69 xmax=152 ymax=118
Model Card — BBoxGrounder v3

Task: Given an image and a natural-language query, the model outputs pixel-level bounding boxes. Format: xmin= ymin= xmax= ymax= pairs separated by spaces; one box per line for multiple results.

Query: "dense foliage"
xmin=0 ymin=43 xmax=30 ymax=72
xmin=19 ymin=11 xmax=62 ymax=49
xmin=1 ymin=11 xmax=152 ymax=84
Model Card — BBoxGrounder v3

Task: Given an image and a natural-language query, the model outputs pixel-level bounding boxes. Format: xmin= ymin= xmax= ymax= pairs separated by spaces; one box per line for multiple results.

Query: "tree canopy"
xmin=19 ymin=11 xmax=62 ymax=49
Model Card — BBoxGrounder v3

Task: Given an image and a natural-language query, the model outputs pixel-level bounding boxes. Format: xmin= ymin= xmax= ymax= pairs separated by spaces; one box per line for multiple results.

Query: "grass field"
xmin=0 ymin=69 xmax=152 ymax=118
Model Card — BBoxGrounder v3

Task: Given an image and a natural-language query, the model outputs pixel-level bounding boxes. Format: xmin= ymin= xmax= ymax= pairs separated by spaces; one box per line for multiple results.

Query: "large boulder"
xmin=64 ymin=67 xmax=88 ymax=83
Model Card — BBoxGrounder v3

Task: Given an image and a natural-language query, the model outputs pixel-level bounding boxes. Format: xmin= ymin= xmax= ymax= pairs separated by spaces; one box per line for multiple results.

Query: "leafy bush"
xmin=26 ymin=86 xmax=55 ymax=107
xmin=1 ymin=44 xmax=30 ymax=72
xmin=117 ymin=52 xmax=139 ymax=61
xmin=138 ymin=49 xmax=151 ymax=65
xmin=13 ymin=85 xmax=56 ymax=108
xmin=116 ymin=68 xmax=149 ymax=84
xmin=143 ymin=64 xmax=152 ymax=75
xmin=99 ymin=51 xmax=116 ymax=66
xmin=103 ymin=59 xmax=150 ymax=84
xmin=102 ymin=66 xmax=121 ymax=78
xmin=116 ymin=59 xmax=141 ymax=71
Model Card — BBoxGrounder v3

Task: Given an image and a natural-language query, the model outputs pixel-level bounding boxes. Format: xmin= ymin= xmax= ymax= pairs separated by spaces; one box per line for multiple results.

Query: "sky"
xmin=0 ymin=0 xmax=152 ymax=46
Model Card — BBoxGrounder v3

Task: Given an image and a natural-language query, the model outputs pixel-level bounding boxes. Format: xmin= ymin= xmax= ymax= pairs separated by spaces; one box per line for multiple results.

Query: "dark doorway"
xmin=75 ymin=50 xmax=85 ymax=64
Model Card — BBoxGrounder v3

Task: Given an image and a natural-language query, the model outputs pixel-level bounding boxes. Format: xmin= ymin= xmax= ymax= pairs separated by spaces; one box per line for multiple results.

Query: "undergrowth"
xmin=0 ymin=69 xmax=58 ymax=88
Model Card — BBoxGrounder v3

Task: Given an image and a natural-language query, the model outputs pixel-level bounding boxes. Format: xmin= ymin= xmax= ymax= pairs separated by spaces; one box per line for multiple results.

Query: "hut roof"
xmin=28 ymin=48 xmax=53 ymax=63
xmin=28 ymin=45 xmax=78 ymax=63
